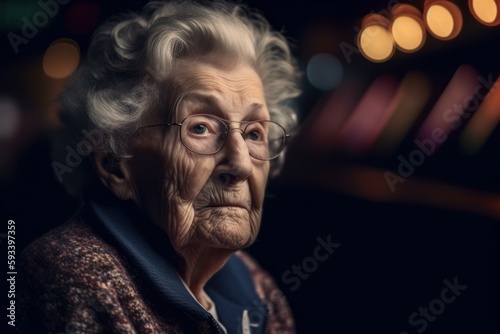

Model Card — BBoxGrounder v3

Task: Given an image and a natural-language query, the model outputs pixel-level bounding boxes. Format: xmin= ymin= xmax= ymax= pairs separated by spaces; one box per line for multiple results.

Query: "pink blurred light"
xmin=0 ymin=97 xmax=20 ymax=140
xmin=416 ymin=64 xmax=478 ymax=149
xmin=459 ymin=75 xmax=500 ymax=154
xmin=374 ymin=71 xmax=432 ymax=154
xmin=337 ymin=75 xmax=400 ymax=153
xmin=305 ymin=79 xmax=362 ymax=151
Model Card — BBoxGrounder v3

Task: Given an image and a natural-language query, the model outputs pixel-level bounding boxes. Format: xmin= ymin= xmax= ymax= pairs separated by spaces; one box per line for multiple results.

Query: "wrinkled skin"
xmin=122 ymin=56 xmax=271 ymax=307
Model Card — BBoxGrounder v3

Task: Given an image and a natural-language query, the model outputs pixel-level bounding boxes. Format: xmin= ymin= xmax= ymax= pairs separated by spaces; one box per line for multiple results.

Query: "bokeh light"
xmin=374 ymin=72 xmax=432 ymax=154
xmin=390 ymin=4 xmax=426 ymax=52
xmin=459 ymin=75 xmax=500 ymax=154
xmin=416 ymin=64 xmax=477 ymax=147
xmin=0 ymin=2 xmax=41 ymax=30
xmin=337 ymin=75 xmax=400 ymax=153
xmin=424 ymin=1 xmax=463 ymax=40
xmin=43 ymin=38 xmax=80 ymax=79
xmin=426 ymin=5 xmax=453 ymax=37
xmin=358 ymin=14 xmax=395 ymax=63
xmin=469 ymin=0 xmax=500 ymax=26
xmin=305 ymin=79 xmax=363 ymax=151
xmin=359 ymin=26 xmax=394 ymax=62
xmin=306 ymin=53 xmax=344 ymax=90
xmin=0 ymin=97 xmax=20 ymax=140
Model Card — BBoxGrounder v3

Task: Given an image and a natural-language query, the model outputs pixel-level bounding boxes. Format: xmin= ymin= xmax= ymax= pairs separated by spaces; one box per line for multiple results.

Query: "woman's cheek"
xmin=167 ymin=147 xmax=216 ymax=206
xmin=250 ymin=163 xmax=270 ymax=208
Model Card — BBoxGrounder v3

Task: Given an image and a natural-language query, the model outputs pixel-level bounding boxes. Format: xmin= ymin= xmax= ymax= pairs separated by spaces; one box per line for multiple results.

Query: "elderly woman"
xmin=18 ymin=1 xmax=301 ymax=333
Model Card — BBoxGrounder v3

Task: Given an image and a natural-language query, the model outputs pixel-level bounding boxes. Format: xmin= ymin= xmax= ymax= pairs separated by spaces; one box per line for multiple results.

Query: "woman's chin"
xmin=197 ymin=218 xmax=258 ymax=250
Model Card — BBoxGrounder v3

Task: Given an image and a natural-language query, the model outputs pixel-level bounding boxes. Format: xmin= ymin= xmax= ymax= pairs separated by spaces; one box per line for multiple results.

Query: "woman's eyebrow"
xmin=247 ymin=102 xmax=264 ymax=114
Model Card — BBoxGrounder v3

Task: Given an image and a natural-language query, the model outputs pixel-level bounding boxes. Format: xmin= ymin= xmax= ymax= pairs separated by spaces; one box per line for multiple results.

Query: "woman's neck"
xmin=174 ymin=246 xmax=233 ymax=309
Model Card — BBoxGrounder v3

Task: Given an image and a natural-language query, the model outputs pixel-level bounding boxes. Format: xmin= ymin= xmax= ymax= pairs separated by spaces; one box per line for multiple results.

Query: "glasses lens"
xmin=245 ymin=121 xmax=286 ymax=160
xmin=181 ymin=115 xmax=226 ymax=154
xmin=180 ymin=115 xmax=287 ymax=160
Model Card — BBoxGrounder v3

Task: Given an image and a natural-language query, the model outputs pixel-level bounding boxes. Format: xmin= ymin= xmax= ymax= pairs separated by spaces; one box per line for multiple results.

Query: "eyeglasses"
xmin=140 ymin=114 xmax=290 ymax=161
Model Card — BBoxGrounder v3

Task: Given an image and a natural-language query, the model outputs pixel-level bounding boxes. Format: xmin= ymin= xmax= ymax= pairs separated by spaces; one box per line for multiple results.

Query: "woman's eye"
xmin=247 ymin=130 xmax=262 ymax=141
xmin=190 ymin=124 xmax=208 ymax=135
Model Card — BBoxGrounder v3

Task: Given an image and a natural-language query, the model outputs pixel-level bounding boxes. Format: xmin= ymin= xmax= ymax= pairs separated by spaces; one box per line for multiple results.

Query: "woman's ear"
xmin=90 ymin=151 xmax=136 ymax=201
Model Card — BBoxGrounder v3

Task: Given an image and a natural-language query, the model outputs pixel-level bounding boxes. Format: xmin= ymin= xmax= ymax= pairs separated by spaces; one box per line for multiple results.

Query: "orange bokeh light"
xmin=423 ymin=0 xmax=463 ymax=40
xmin=390 ymin=4 xmax=426 ymax=52
xmin=358 ymin=14 xmax=395 ymax=63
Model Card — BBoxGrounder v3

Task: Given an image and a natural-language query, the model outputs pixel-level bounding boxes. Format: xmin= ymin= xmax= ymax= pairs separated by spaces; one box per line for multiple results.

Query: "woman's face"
xmin=127 ymin=57 xmax=271 ymax=252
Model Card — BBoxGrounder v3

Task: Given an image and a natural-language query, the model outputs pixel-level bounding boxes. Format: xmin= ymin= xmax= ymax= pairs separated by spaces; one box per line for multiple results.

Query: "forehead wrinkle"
xmin=191 ymin=73 xmax=264 ymax=95
xmin=176 ymin=61 xmax=264 ymax=94
xmin=173 ymin=60 xmax=268 ymax=119
xmin=180 ymin=91 xmax=265 ymax=119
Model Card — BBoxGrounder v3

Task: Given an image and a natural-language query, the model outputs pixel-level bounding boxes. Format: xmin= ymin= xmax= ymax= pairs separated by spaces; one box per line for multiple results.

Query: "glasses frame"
xmin=140 ymin=114 xmax=291 ymax=161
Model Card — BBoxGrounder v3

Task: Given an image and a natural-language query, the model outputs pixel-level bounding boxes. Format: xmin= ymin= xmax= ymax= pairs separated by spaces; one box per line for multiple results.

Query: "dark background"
xmin=1 ymin=0 xmax=499 ymax=333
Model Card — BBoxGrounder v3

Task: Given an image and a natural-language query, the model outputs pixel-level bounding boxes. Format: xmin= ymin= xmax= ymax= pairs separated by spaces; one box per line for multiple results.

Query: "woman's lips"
xmin=206 ymin=203 xmax=250 ymax=210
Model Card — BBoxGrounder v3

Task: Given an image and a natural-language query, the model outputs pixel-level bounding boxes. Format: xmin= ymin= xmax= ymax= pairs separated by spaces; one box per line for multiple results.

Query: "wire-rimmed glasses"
xmin=140 ymin=114 xmax=290 ymax=161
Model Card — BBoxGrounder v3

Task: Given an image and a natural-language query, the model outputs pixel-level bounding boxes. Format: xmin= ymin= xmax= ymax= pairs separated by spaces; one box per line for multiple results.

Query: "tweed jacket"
xmin=17 ymin=188 xmax=295 ymax=334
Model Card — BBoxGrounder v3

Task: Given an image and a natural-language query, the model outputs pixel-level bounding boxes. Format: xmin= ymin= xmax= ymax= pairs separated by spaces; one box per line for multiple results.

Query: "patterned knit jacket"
xmin=17 ymin=189 xmax=296 ymax=334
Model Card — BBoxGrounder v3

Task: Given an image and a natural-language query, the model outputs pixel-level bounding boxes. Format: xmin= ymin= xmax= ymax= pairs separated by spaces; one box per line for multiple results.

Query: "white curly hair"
xmin=52 ymin=0 xmax=302 ymax=196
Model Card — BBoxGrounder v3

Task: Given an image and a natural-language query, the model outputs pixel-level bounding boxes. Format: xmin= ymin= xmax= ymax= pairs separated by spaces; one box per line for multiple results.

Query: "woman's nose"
xmin=213 ymin=129 xmax=253 ymax=186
